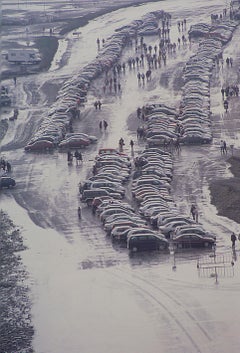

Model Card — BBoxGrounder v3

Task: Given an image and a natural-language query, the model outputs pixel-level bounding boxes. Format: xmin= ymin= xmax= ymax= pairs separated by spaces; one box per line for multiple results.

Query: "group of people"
xmin=99 ymin=120 xmax=108 ymax=130
xmin=221 ymin=85 xmax=239 ymax=99
xmin=67 ymin=150 xmax=83 ymax=165
xmin=177 ymin=19 xmax=187 ymax=32
xmin=103 ymin=74 xmax=122 ymax=95
xmin=226 ymin=57 xmax=233 ymax=67
xmin=96 ymin=37 xmax=105 ymax=50
xmin=220 ymin=140 xmax=227 ymax=155
xmin=0 ymin=157 xmax=11 ymax=173
xmin=94 ymin=100 xmax=102 ymax=110
xmin=96 ymin=14 xmax=189 ymax=100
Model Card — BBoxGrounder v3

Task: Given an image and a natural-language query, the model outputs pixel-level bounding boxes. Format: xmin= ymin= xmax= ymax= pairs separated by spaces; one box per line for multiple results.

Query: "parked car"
xmin=0 ymin=177 xmax=16 ymax=188
xmin=80 ymin=189 xmax=122 ymax=205
xmin=127 ymin=233 xmax=169 ymax=252
xmin=172 ymin=226 xmax=216 ymax=248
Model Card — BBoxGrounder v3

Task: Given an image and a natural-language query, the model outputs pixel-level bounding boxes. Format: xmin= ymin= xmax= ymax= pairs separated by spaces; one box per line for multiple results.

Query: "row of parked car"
xmin=179 ymin=19 xmax=239 ymax=144
xmin=140 ymin=104 xmax=180 ymax=147
xmin=79 ymin=144 xmax=216 ymax=252
xmin=79 ymin=148 xmax=170 ymax=252
xmin=0 ymin=85 xmax=11 ymax=107
xmin=188 ymin=20 xmax=238 ymax=44
xmin=132 ymin=147 xmax=216 ymax=249
xmin=24 ymin=10 xmax=170 ymax=152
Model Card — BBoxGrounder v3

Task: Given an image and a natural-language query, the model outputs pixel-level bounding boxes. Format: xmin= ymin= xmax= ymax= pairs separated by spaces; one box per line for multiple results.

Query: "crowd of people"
xmin=0 ymin=157 xmax=12 ymax=173
xmin=67 ymin=150 xmax=82 ymax=165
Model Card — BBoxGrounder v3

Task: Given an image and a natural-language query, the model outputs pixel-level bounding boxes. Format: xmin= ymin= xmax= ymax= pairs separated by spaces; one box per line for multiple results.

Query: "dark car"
xmin=80 ymin=189 xmax=122 ymax=205
xmin=0 ymin=94 xmax=11 ymax=107
xmin=0 ymin=177 xmax=16 ymax=188
xmin=172 ymin=226 xmax=216 ymax=249
xmin=127 ymin=233 xmax=169 ymax=252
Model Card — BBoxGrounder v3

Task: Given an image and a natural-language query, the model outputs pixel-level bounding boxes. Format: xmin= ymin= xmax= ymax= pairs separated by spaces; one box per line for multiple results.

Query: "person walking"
xmin=231 ymin=232 xmax=237 ymax=248
xmin=130 ymin=139 xmax=134 ymax=152
xmin=6 ymin=161 xmax=11 ymax=173
xmin=99 ymin=120 xmax=102 ymax=130
xmin=223 ymin=140 xmax=227 ymax=154
xmin=221 ymin=87 xmax=225 ymax=99
xmin=78 ymin=206 xmax=82 ymax=219
xmin=223 ymin=99 xmax=228 ymax=112
xmin=94 ymin=101 xmax=98 ymax=110
xmin=78 ymin=182 xmax=83 ymax=194
xmin=119 ymin=137 xmax=125 ymax=152
xmin=67 ymin=150 xmax=73 ymax=164
xmin=103 ymin=120 xmax=108 ymax=130
xmin=74 ymin=150 xmax=80 ymax=165
xmin=190 ymin=204 xmax=198 ymax=222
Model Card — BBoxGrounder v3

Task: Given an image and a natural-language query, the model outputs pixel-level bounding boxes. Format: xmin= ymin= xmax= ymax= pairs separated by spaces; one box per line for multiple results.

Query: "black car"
xmin=127 ymin=233 xmax=169 ymax=252
xmin=0 ymin=94 xmax=11 ymax=107
xmin=0 ymin=177 xmax=16 ymax=188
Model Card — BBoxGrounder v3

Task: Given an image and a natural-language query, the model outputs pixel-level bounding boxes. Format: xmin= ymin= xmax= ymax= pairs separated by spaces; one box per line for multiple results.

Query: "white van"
xmin=7 ymin=49 xmax=41 ymax=65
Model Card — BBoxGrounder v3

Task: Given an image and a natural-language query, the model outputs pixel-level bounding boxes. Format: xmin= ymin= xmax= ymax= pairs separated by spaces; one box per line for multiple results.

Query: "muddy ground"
xmin=210 ymin=155 xmax=240 ymax=224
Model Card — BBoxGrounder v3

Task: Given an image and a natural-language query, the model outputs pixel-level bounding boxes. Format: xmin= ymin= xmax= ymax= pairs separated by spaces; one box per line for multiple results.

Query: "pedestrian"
xmin=137 ymin=107 xmax=141 ymax=118
xmin=231 ymin=232 xmax=237 ymax=248
xmin=130 ymin=139 xmax=134 ymax=150
xmin=78 ymin=182 xmax=83 ymax=194
xmin=220 ymin=140 xmax=224 ymax=154
xmin=221 ymin=87 xmax=225 ymax=99
xmin=223 ymin=140 xmax=227 ymax=154
xmin=94 ymin=101 xmax=98 ymax=110
xmin=6 ymin=161 xmax=11 ymax=173
xmin=229 ymin=57 xmax=233 ymax=67
xmin=119 ymin=137 xmax=125 ymax=152
xmin=99 ymin=120 xmax=102 ymax=130
xmin=78 ymin=206 xmax=82 ymax=219
xmin=223 ymin=99 xmax=228 ymax=112
xmin=98 ymin=100 xmax=102 ymax=110
xmin=67 ymin=150 xmax=73 ymax=164
xmin=103 ymin=120 xmax=108 ymax=130
xmin=74 ymin=150 xmax=79 ymax=165
xmin=190 ymin=204 xmax=198 ymax=222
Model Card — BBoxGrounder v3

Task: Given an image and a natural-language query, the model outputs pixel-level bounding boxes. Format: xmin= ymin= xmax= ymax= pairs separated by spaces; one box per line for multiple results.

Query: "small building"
xmin=6 ymin=48 xmax=41 ymax=65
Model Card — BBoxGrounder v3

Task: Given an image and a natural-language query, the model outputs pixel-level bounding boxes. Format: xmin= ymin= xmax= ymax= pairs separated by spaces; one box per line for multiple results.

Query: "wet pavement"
xmin=1 ymin=1 xmax=240 ymax=353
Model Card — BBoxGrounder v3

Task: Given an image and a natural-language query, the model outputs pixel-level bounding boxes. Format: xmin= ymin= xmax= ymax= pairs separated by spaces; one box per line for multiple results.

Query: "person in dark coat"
xmin=103 ymin=120 xmax=108 ymax=130
xmin=231 ymin=232 xmax=237 ymax=248
xmin=78 ymin=206 xmax=82 ymax=219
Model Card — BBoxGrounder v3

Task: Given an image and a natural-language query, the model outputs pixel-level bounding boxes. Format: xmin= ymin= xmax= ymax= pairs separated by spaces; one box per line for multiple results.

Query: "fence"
xmin=197 ymin=250 xmax=236 ymax=281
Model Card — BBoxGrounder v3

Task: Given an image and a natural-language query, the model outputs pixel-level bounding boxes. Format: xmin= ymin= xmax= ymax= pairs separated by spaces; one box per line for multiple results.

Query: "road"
xmin=1 ymin=1 xmax=240 ymax=352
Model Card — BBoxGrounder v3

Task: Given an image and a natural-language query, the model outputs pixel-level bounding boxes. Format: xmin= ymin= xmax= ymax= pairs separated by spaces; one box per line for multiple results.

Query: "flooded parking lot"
xmin=1 ymin=1 xmax=240 ymax=353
